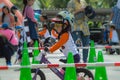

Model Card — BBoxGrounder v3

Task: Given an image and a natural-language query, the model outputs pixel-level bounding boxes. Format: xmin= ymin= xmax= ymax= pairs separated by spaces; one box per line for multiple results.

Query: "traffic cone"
xmin=20 ymin=41 xmax=32 ymax=80
xmin=64 ymin=52 xmax=77 ymax=80
xmin=94 ymin=51 xmax=108 ymax=80
xmin=32 ymin=40 xmax=40 ymax=64
xmin=87 ymin=40 xmax=97 ymax=69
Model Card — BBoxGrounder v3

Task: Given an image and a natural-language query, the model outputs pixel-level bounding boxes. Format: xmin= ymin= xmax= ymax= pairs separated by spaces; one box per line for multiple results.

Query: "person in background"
xmin=67 ymin=0 xmax=90 ymax=63
xmin=0 ymin=23 xmax=18 ymax=50
xmin=0 ymin=35 xmax=13 ymax=65
xmin=37 ymin=14 xmax=58 ymax=39
xmin=108 ymin=24 xmax=120 ymax=54
xmin=0 ymin=23 xmax=18 ymax=65
xmin=38 ymin=21 xmax=58 ymax=47
xmin=109 ymin=0 xmax=120 ymax=55
xmin=0 ymin=6 xmax=15 ymax=28
xmin=102 ymin=22 xmax=109 ymax=44
xmin=22 ymin=0 xmax=38 ymax=42
xmin=34 ymin=13 xmax=48 ymax=32
xmin=109 ymin=0 xmax=120 ymax=44
xmin=34 ymin=13 xmax=48 ymax=23
xmin=10 ymin=6 xmax=21 ymax=27
xmin=34 ymin=13 xmax=58 ymax=47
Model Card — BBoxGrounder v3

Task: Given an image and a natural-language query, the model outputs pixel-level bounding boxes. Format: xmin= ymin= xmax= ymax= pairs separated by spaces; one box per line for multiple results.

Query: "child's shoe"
xmin=6 ymin=61 xmax=12 ymax=66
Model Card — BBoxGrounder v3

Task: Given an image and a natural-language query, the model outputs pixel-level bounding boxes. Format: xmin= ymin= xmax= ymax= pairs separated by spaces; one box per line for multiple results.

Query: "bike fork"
xmin=32 ymin=68 xmax=40 ymax=80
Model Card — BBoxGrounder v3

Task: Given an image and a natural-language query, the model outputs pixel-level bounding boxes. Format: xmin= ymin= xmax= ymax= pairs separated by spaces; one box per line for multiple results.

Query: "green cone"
xmin=32 ymin=40 xmax=40 ymax=64
xmin=94 ymin=51 xmax=108 ymax=80
xmin=64 ymin=52 xmax=77 ymax=80
xmin=20 ymin=41 xmax=32 ymax=80
xmin=87 ymin=40 xmax=96 ymax=69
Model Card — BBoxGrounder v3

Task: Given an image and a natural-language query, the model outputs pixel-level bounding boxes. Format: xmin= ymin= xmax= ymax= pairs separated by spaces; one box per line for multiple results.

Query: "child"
xmin=37 ymin=14 xmax=58 ymax=47
xmin=0 ymin=35 xmax=14 ymax=65
xmin=10 ymin=6 xmax=21 ymax=27
xmin=37 ymin=11 xmax=80 ymax=66
xmin=34 ymin=13 xmax=48 ymax=32
xmin=0 ymin=23 xmax=18 ymax=49
xmin=0 ymin=23 xmax=18 ymax=65
xmin=37 ymin=11 xmax=80 ymax=75
xmin=38 ymin=24 xmax=58 ymax=47
xmin=22 ymin=0 xmax=38 ymax=42
xmin=108 ymin=24 xmax=120 ymax=54
xmin=0 ymin=6 xmax=15 ymax=28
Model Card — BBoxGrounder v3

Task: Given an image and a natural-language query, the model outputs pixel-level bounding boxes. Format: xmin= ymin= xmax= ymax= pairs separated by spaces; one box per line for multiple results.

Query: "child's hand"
xmin=44 ymin=46 xmax=49 ymax=52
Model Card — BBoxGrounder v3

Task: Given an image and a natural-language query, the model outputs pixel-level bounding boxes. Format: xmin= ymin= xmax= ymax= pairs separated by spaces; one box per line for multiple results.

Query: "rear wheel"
xmin=77 ymin=68 xmax=94 ymax=80
xmin=31 ymin=69 xmax=46 ymax=80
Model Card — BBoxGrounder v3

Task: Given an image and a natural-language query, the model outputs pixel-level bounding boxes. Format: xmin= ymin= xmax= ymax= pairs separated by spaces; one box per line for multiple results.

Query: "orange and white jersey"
xmin=49 ymin=32 xmax=78 ymax=57
xmin=38 ymin=28 xmax=58 ymax=39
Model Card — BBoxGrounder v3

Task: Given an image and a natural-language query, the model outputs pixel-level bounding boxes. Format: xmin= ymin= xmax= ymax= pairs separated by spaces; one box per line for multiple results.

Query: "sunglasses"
xmin=53 ymin=23 xmax=63 ymax=30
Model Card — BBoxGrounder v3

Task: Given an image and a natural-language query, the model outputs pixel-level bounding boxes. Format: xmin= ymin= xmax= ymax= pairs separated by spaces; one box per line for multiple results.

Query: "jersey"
xmin=49 ymin=32 xmax=79 ymax=57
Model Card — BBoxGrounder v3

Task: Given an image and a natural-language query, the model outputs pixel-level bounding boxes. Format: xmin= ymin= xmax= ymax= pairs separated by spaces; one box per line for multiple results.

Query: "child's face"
xmin=3 ymin=8 xmax=9 ymax=14
xmin=27 ymin=0 xmax=35 ymax=6
xmin=54 ymin=23 xmax=63 ymax=33
xmin=12 ymin=9 xmax=17 ymax=14
xmin=110 ymin=27 xmax=113 ymax=31
xmin=40 ymin=16 xmax=45 ymax=22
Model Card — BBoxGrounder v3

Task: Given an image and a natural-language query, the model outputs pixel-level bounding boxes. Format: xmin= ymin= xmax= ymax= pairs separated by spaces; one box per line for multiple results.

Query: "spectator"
xmin=0 ymin=23 xmax=18 ymax=50
xmin=0 ymin=35 xmax=13 ymax=65
xmin=22 ymin=0 xmax=38 ymax=42
xmin=10 ymin=6 xmax=21 ymax=27
xmin=34 ymin=13 xmax=48 ymax=32
xmin=108 ymin=24 xmax=120 ymax=54
xmin=34 ymin=13 xmax=48 ymax=23
xmin=67 ymin=0 xmax=90 ymax=63
xmin=109 ymin=0 xmax=120 ymax=43
xmin=102 ymin=22 xmax=109 ymax=44
xmin=38 ymin=22 xmax=58 ymax=47
xmin=37 ymin=14 xmax=58 ymax=38
xmin=0 ymin=6 xmax=15 ymax=28
xmin=0 ymin=23 xmax=18 ymax=65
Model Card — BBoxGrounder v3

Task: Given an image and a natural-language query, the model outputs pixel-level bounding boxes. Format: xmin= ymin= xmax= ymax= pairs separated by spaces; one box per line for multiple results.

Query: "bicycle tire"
xmin=31 ymin=69 xmax=46 ymax=80
xmin=76 ymin=68 xmax=94 ymax=80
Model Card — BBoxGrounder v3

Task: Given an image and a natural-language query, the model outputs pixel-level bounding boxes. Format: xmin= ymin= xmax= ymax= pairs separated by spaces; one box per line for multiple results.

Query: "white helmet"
xmin=57 ymin=11 xmax=74 ymax=27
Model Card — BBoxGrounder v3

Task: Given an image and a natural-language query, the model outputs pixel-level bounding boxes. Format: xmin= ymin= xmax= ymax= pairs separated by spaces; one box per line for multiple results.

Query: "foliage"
xmin=86 ymin=0 xmax=117 ymax=8
xmin=10 ymin=0 xmax=23 ymax=11
xmin=52 ymin=0 xmax=70 ymax=8
xmin=38 ymin=0 xmax=52 ymax=9
xmin=10 ymin=0 xmax=118 ymax=10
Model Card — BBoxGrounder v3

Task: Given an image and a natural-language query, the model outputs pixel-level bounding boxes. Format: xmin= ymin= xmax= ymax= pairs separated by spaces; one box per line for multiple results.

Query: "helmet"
xmin=57 ymin=11 xmax=74 ymax=27
xmin=2 ymin=23 xmax=8 ymax=28
xmin=85 ymin=5 xmax=96 ymax=19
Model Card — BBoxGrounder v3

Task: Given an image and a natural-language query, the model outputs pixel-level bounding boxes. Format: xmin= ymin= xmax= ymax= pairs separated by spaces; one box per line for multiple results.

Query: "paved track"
xmin=0 ymin=47 xmax=120 ymax=80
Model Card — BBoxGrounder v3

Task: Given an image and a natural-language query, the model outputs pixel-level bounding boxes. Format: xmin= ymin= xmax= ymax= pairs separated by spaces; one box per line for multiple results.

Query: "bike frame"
xmin=33 ymin=54 xmax=64 ymax=80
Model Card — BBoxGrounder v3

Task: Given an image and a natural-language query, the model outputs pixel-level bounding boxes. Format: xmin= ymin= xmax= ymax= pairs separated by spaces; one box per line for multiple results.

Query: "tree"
xmin=86 ymin=0 xmax=117 ymax=8
xmin=38 ymin=0 xmax=53 ymax=9
xmin=10 ymin=0 xmax=23 ymax=10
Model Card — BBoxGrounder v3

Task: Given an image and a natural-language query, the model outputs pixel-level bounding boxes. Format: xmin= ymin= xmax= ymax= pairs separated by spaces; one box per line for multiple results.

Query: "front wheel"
xmin=76 ymin=68 xmax=94 ymax=80
xmin=31 ymin=69 xmax=46 ymax=80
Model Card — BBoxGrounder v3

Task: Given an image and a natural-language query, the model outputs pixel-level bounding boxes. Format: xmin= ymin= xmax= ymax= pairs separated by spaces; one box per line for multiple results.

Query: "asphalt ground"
xmin=0 ymin=45 xmax=120 ymax=80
